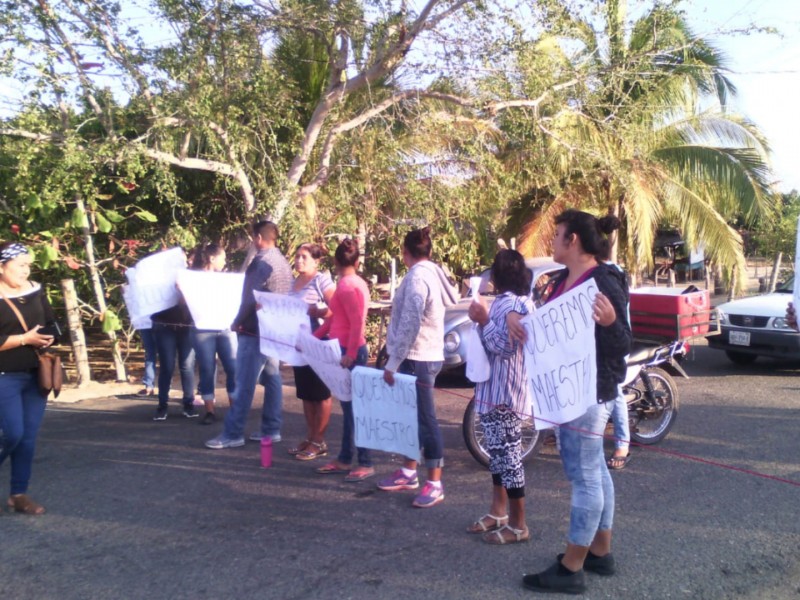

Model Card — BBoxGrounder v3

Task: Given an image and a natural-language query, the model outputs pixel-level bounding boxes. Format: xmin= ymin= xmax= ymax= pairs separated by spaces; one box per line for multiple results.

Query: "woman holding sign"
xmin=511 ymin=210 xmax=631 ymax=595
xmin=467 ymin=249 xmax=534 ymax=543
xmin=377 ymin=227 xmax=458 ymax=508
xmin=313 ymin=239 xmax=373 ymax=481
xmin=190 ymin=243 xmax=237 ymax=425
xmin=288 ymin=243 xmax=335 ymax=461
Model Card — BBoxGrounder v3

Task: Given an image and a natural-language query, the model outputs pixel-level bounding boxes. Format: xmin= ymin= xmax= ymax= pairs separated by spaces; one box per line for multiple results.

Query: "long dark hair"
xmin=403 ymin=227 xmax=432 ymax=259
xmin=555 ymin=209 xmax=620 ymax=261
xmin=191 ymin=243 xmax=224 ymax=270
xmin=491 ymin=249 xmax=531 ymax=296
xmin=334 ymin=238 xmax=359 ymax=267
xmin=296 ymin=243 xmax=325 ymax=261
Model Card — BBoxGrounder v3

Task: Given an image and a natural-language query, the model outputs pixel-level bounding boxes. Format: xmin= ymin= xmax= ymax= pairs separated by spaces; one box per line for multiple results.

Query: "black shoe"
xmin=137 ymin=387 xmax=155 ymax=397
xmin=558 ymin=552 xmax=615 ymax=576
xmin=183 ymin=405 xmax=199 ymax=418
xmin=200 ymin=411 xmax=216 ymax=425
xmin=522 ymin=561 xmax=586 ymax=595
xmin=153 ymin=406 xmax=168 ymax=421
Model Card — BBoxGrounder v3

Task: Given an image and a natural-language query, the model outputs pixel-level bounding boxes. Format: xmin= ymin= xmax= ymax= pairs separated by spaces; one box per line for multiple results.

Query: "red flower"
xmin=10 ymin=224 xmax=20 ymax=234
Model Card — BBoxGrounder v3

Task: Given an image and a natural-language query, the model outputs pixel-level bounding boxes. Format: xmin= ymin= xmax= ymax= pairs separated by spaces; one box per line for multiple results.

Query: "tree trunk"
xmin=357 ymin=218 xmax=366 ymax=273
xmin=75 ymin=194 xmax=127 ymax=382
xmin=769 ymin=252 xmax=783 ymax=292
xmin=608 ymin=197 xmax=621 ymax=265
xmin=60 ymin=278 xmax=92 ymax=386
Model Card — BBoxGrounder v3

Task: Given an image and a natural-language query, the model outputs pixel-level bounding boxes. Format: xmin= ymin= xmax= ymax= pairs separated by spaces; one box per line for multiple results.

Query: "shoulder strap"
xmin=0 ymin=290 xmax=29 ymax=331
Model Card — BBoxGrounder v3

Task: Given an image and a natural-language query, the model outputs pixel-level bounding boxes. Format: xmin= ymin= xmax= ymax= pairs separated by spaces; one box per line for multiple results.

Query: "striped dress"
xmin=474 ymin=292 xmax=533 ymax=417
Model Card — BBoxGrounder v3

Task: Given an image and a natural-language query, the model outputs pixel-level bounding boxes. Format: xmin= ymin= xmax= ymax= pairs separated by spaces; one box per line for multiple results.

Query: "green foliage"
xmin=750 ymin=191 xmax=800 ymax=260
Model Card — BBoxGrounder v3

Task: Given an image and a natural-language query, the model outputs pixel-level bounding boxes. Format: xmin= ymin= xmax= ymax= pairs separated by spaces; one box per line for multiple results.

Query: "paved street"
xmin=1 ymin=343 xmax=799 ymax=600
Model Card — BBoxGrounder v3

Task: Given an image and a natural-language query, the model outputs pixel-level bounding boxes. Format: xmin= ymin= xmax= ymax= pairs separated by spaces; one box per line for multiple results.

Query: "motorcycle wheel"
xmin=462 ymin=397 xmax=543 ymax=468
xmin=628 ymin=366 xmax=679 ymax=445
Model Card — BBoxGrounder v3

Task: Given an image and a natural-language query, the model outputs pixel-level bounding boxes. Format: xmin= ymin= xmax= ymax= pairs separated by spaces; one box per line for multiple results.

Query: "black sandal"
xmin=607 ymin=454 xmax=632 ymax=470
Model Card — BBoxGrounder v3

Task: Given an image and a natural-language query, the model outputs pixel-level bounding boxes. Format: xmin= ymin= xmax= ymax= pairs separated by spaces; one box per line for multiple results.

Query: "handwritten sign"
xmin=177 ymin=270 xmax=244 ymax=330
xmin=522 ymin=278 xmax=598 ymax=429
xmin=351 ymin=366 xmax=419 ymax=457
xmin=124 ymin=248 xmax=186 ymax=318
xmin=122 ymin=278 xmax=151 ymax=330
xmin=254 ymin=291 xmax=309 ymax=366
xmin=296 ymin=328 xmax=351 ymax=401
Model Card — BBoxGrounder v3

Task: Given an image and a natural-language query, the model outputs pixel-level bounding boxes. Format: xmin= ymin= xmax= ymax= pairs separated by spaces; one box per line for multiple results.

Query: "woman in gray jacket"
xmin=377 ymin=227 xmax=458 ymax=508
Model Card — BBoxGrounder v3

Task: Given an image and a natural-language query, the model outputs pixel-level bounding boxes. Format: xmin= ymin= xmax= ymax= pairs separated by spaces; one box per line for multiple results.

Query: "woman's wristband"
xmin=18 ymin=334 xmax=25 ymax=346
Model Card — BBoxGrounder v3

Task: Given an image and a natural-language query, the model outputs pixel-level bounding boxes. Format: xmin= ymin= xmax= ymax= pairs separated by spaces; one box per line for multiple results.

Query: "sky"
xmin=0 ymin=0 xmax=797 ymax=192
xmin=681 ymin=0 xmax=800 ymax=192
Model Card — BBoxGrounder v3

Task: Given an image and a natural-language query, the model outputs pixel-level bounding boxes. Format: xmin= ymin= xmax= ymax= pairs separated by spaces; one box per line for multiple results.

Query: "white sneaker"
xmin=205 ymin=434 xmax=245 ymax=449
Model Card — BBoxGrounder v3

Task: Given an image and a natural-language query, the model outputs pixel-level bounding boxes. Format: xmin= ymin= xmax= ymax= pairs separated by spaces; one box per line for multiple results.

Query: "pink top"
xmin=313 ymin=273 xmax=369 ymax=359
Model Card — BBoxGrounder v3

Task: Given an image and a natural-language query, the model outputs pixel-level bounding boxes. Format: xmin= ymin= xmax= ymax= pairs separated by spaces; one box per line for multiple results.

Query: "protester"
xmin=466 ymin=249 xmax=534 ymax=543
xmin=607 ymin=390 xmax=630 ymax=469
xmin=377 ymin=227 xmax=458 ymax=508
xmin=151 ymin=250 xmax=196 ymax=421
xmin=136 ymin=323 xmax=157 ymax=397
xmin=0 ymin=241 xmax=57 ymax=515
xmin=287 ymin=243 xmax=335 ymax=460
xmin=507 ymin=210 xmax=631 ymax=594
xmin=206 ymin=221 xmax=292 ymax=449
xmin=190 ymin=243 xmax=237 ymax=425
xmin=786 ymin=302 xmax=798 ymax=331
xmin=313 ymin=239 xmax=373 ymax=480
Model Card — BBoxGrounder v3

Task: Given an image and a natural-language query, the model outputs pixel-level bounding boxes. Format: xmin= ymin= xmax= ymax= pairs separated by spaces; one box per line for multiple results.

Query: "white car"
xmin=707 ymin=277 xmax=800 ymax=364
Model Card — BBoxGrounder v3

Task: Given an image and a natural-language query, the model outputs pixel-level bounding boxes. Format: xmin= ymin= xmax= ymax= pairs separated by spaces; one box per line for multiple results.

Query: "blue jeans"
xmin=139 ymin=328 xmax=157 ymax=389
xmin=223 ymin=334 xmax=282 ymax=439
xmin=611 ymin=388 xmax=630 ymax=451
xmin=557 ymin=401 xmax=615 ymax=546
xmin=192 ymin=329 xmax=237 ymax=401
xmin=0 ymin=372 xmax=47 ymax=495
xmin=153 ymin=323 xmax=195 ymax=409
xmin=398 ymin=359 xmax=444 ymax=469
xmin=338 ymin=345 xmax=370 ymax=467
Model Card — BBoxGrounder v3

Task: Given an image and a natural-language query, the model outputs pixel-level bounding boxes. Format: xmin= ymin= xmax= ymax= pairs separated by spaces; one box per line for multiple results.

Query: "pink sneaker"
xmin=377 ymin=469 xmax=419 ymax=491
xmin=412 ymin=482 xmax=445 ymax=508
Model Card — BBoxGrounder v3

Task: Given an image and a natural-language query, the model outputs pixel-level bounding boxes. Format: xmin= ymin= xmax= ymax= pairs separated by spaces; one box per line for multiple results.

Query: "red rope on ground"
xmin=155 ymin=323 xmax=800 ymax=488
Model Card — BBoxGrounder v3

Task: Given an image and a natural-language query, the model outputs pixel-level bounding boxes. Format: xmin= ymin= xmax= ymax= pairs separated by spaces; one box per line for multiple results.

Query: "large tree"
xmin=505 ymin=1 xmax=776 ymax=286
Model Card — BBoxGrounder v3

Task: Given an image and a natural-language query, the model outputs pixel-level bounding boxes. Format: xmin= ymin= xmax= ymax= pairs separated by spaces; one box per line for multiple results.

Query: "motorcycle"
xmin=462 ymin=339 xmax=688 ymax=468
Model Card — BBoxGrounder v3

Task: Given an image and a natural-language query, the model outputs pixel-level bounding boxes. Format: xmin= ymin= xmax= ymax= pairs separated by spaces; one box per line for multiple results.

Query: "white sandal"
xmin=482 ymin=524 xmax=530 ymax=545
xmin=467 ymin=513 xmax=509 ymax=534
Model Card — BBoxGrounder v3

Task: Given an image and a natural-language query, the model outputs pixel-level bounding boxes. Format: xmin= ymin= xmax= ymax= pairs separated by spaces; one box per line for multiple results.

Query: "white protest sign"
xmin=296 ymin=327 xmax=351 ymax=401
xmin=254 ymin=291 xmax=309 ymax=366
xmin=351 ymin=366 xmax=419 ymax=458
xmin=177 ymin=270 xmax=244 ymax=331
xmin=122 ymin=277 xmax=151 ymax=330
xmin=522 ymin=278 xmax=598 ymax=429
xmin=126 ymin=248 xmax=186 ymax=317
xmin=794 ymin=216 xmax=800 ymax=313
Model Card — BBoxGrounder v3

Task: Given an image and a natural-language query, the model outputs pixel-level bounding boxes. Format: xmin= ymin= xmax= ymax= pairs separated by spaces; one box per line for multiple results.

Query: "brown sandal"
xmin=467 ymin=513 xmax=509 ymax=534
xmin=287 ymin=439 xmax=311 ymax=456
xmin=482 ymin=524 xmax=530 ymax=545
xmin=295 ymin=441 xmax=328 ymax=461
xmin=8 ymin=494 xmax=46 ymax=515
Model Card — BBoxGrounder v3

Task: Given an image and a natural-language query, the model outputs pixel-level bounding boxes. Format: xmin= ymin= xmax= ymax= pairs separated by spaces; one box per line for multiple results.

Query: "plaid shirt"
xmin=474 ymin=292 xmax=533 ymax=416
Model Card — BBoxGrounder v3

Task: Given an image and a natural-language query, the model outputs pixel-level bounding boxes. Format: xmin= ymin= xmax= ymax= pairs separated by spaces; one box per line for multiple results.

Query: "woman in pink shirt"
xmin=314 ymin=239 xmax=373 ymax=481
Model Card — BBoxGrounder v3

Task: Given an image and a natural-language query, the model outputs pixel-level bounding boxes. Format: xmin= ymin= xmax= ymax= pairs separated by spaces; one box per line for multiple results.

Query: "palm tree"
xmin=507 ymin=0 xmax=776 ymax=288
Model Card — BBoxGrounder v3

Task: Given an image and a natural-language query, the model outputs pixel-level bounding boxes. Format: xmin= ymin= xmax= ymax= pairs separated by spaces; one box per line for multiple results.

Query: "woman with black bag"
xmin=0 ymin=241 xmax=58 ymax=515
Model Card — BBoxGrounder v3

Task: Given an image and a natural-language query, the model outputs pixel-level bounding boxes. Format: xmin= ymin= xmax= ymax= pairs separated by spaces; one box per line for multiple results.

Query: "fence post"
xmin=61 ymin=278 xmax=92 ymax=386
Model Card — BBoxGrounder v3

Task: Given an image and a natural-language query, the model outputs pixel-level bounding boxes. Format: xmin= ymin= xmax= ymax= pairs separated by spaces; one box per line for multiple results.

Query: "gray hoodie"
xmin=385 ymin=260 xmax=459 ymax=372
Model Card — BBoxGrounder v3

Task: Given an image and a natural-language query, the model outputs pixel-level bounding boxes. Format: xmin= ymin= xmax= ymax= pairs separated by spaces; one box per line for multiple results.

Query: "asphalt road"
xmin=1 ymin=343 xmax=799 ymax=600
